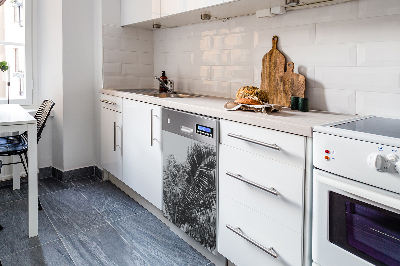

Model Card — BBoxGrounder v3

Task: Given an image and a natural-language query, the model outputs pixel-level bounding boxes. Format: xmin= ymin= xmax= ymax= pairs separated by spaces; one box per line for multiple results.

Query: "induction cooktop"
xmin=332 ymin=116 xmax=400 ymax=139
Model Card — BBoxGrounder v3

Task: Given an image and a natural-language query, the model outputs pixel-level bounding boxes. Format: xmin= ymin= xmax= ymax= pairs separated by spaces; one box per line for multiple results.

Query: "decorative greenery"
xmin=10 ymin=0 xmax=23 ymax=6
xmin=163 ymin=142 xmax=217 ymax=252
xmin=0 ymin=61 xmax=8 ymax=72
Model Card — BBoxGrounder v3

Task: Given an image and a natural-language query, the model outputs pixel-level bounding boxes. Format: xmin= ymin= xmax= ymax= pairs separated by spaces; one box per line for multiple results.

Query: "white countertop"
xmin=100 ymin=89 xmax=358 ymax=137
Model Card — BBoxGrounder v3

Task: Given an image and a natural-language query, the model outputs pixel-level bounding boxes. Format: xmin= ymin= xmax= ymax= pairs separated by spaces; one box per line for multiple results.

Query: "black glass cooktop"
xmin=332 ymin=116 xmax=400 ymax=139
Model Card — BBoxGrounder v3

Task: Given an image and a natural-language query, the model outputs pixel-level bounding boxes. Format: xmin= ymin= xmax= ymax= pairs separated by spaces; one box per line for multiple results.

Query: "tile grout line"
xmin=0 ymin=177 xmax=103 ymax=263
xmin=41 ymin=201 xmax=77 ymax=266
xmin=106 ymin=220 xmax=153 ymax=266
xmin=0 ymin=177 xmax=102 ymax=207
xmin=1 ymin=238 xmax=61 ymax=259
xmin=76 ymin=185 xmax=153 ymax=266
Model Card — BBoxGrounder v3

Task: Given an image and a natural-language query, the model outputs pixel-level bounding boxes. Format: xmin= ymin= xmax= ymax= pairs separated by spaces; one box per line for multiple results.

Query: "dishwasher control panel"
xmin=196 ymin=124 xmax=213 ymax=138
xmin=162 ymin=108 xmax=218 ymax=146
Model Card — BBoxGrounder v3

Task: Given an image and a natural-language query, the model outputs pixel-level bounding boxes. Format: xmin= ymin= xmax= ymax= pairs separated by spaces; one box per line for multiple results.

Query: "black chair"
xmin=0 ymin=99 xmax=55 ymax=212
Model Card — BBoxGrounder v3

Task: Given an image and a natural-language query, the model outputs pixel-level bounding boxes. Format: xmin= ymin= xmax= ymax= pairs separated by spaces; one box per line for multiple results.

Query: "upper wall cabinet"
xmin=161 ymin=0 xmax=223 ymax=17
xmin=122 ymin=0 xmax=352 ymax=29
xmin=121 ymin=0 xmax=161 ymax=26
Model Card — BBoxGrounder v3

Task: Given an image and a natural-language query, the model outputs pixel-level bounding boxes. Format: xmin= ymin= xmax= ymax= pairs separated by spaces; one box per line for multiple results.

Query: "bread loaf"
xmin=235 ymin=86 xmax=268 ymax=105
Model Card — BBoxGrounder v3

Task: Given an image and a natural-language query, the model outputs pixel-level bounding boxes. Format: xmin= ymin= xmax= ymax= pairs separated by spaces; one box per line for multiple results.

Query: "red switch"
xmin=325 ymin=150 xmax=330 ymax=154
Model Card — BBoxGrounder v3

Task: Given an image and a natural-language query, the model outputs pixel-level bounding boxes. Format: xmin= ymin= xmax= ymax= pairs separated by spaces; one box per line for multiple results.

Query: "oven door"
xmin=313 ymin=169 xmax=400 ymax=266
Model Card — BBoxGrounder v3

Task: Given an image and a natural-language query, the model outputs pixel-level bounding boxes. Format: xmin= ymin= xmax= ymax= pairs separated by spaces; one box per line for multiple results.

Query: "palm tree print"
xmin=163 ymin=142 xmax=217 ymax=252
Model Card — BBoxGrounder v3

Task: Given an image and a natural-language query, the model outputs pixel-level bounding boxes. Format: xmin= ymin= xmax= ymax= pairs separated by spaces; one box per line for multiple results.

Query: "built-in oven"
xmin=313 ymin=116 xmax=400 ymax=266
xmin=313 ymin=170 xmax=400 ymax=266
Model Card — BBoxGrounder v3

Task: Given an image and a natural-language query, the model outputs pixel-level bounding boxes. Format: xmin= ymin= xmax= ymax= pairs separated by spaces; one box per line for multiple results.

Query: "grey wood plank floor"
xmin=0 ymin=176 xmax=215 ymax=266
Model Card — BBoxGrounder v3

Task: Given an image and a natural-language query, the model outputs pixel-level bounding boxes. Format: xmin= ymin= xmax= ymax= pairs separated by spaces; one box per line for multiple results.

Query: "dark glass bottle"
xmin=159 ymin=71 xmax=168 ymax=93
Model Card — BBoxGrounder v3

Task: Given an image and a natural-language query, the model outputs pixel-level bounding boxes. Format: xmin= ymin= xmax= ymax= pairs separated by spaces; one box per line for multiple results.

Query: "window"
xmin=0 ymin=0 xmax=33 ymax=105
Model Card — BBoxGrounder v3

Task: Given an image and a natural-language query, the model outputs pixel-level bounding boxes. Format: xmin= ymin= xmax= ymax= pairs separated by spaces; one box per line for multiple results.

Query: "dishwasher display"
xmin=162 ymin=108 xmax=218 ymax=252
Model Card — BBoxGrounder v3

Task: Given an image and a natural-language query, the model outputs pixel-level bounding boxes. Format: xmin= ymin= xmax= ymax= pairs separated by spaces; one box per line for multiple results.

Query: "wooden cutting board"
xmin=260 ymin=36 xmax=286 ymax=105
xmin=282 ymin=62 xmax=306 ymax=102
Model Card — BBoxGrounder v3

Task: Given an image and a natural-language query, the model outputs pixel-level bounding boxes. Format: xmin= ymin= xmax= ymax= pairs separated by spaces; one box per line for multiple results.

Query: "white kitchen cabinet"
xmin=123 ymin=99 xmax=163 ymax=209
xmin=101 ymin=94 xmax=123 ymax=181
xmin=121 ymin=0 xmax=161 ymax=26
xmin=161 ymin=0 xmax=223 ymax=17
xmin=218 ymin=119 xmax=306 ymax=266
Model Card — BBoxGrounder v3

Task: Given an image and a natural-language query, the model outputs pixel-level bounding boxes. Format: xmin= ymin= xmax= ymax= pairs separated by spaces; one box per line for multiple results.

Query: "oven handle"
xmin=317 ymin=174 xmax=400 ymax=211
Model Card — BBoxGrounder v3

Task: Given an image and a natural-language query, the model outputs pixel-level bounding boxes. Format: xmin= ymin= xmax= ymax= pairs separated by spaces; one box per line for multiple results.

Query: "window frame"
xmin=0 ymin=0 xmax=36 ymax=106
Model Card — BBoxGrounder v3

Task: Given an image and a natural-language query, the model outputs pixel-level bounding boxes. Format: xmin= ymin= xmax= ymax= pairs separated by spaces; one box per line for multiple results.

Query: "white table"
xmin=0 ymin=104 xmax=38 ymax=237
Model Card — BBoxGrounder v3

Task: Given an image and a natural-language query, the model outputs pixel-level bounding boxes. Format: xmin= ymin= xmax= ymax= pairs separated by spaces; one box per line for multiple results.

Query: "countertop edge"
xmin=100 ymin=89 xmax=358 ymax=138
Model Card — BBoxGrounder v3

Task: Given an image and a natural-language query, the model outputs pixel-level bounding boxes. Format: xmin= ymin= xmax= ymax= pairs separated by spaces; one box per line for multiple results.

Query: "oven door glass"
xmin=329 ymin=191 xmax=400 ymax=266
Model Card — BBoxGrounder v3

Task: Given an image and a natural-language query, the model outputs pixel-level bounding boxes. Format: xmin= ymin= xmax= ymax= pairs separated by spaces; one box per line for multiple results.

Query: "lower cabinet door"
xmin=218 ymin=195 xmax=303 ymax=266
xmin=123 ymin=99 xmax=162 ymax=209
xmin=101 ymin=107 xmax=123 ymax=180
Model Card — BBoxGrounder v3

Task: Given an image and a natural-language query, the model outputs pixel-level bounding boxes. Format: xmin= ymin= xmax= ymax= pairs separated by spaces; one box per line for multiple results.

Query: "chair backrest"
xmin=35 ymin=99 xmax=55 ymax=143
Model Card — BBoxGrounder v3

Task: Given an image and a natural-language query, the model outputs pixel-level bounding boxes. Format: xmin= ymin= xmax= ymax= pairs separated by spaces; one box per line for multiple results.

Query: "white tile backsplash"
xmin=306 ymin=87 xmax=356 ymax=114
xmin=103 ymin=36 xmax=121 ymax=50
xmin=139 ymin=52 xmax=154 ymax=65
xmin=194 ymin=50 xmax=231 ymax=66
xmin=178 ymin=65 xmax=210 ymax=80
xmin=283 ymin=44 xmax=357 ymax=67
xmin=356 ymin=91 xmax=400 ymax=119
xmin=122 ymin=64 xmax=153 ymax=77
xmin=211 ymin=66 xmax=253 ymax=83
xmin=121 ymin=39 xmax=153 ymax=52
xmin=358 ymin=0 xmax=400 ymax=19
xmin=103 ymin=25 xmax=153 ymax=89
xmin=282 ymin=1 xmax=359 ymax=27
xmin=316 ymin=15 xmax=400 ymax=45
xmin=104 ymin=2 xmax=400 ymax=117
xmin=254 ymin=24 xmax=316 ymax=49
xmin=104 ymin=50 xmax=139 ymax=64
xmin=357 ymin=41 xmax=400 ymax=67
xmin=103 ymin=63 xmax=122 ymax=76
xmin=315 ymin=67 xmax=400 ymax=94
xmin=193 ymin=80 xmax=231 ymax=98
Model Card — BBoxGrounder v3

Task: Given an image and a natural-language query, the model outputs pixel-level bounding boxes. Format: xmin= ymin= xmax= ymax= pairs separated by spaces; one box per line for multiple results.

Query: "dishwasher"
xmin=162 ymin=108 xmax=219 ymax=252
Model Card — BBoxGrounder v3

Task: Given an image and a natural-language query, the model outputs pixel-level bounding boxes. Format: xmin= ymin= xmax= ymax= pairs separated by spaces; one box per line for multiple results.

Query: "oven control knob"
xmin=367 ymin=153 xmax=390 ymax=172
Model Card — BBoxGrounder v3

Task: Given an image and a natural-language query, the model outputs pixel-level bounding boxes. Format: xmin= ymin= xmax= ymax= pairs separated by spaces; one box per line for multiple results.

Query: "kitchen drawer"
xmin=220 ymin=120 xmax=305 ymax=168
xmin=219 ymin=145 xmax=304 ymax=233
xmin=100 ymin=93 xmax=122 ymax=112
xmin=218 ymin=195 xmax=302 ymax=266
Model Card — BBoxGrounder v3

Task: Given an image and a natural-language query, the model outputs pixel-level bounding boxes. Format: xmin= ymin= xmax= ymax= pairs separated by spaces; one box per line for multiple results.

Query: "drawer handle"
xmin=227 ymin=133 xmax=281 ymax=151
xmin=226 ymin=224 xmax=278 ymax=259
xmin=100 ymin=99 xmax=117 ymax=105
xmin=226 ymin=172 xmax=279 ymax=196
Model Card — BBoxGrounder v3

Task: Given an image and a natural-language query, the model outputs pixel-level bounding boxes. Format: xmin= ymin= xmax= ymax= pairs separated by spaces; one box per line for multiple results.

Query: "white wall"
xmin=62 ymin=0 xmax=96 ymax=170
xmin=38 ymin=0 xmax=64 ymax=170
xmin=38 ymin=0 xmax=101 ymax=172
xmin=153 ymin=0 xmax=400 ymax=119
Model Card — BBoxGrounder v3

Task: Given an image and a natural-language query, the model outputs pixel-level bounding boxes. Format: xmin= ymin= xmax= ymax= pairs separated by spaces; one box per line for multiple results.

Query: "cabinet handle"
xmin=114 ymin=122 xmax=117 ymax=151
xmin=227 ymin=133 xmax=281 ymax=151
xmin=226 ymin=225 xmax=278 ymax=259
xmin=150 ymin=109 xmax=158 ymax=146
xmin=100 ymin=99 xmax=117 ymax=105
xmin=226 ymin=172 xmax=279 ymax=196
xmin=151 ymin=109 xmax=153 ymax=146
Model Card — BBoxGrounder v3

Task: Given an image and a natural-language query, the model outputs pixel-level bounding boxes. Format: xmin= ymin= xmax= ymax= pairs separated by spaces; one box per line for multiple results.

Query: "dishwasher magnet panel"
xmin=162 ymin=130 xmax=217 ymax=252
